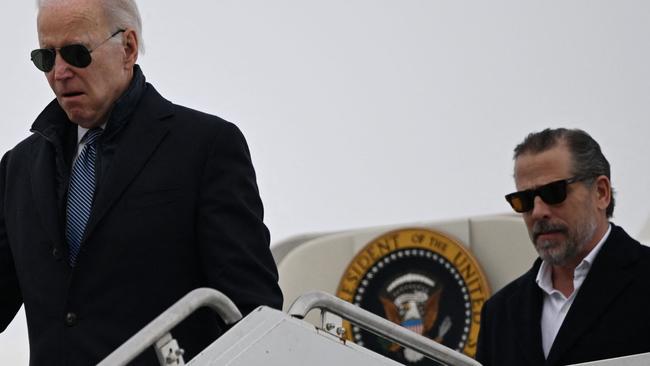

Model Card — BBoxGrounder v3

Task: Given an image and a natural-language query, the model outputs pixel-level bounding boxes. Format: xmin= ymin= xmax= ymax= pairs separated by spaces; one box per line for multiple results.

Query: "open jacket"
xmin=476 ymin=224 xmax=650 ymax=366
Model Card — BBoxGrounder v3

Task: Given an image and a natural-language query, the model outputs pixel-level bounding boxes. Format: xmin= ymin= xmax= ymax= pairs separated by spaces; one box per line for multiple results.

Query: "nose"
xmin=52 ymin=52 xmax=74 ymax=81
xmin=529 ymin=195 xmax=552 ymax=219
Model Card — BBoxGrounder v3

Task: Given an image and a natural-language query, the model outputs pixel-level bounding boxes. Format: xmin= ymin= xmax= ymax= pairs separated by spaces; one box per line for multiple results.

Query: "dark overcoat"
xmin=0 ymin=82 xmax=283 ymax=365
xmin=476 ymin=224 xmax=650 ymax=366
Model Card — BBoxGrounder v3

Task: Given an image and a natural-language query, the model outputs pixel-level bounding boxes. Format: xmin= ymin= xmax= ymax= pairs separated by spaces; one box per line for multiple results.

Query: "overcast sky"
xmin=2 ymin=1 xmax=650 ymax=363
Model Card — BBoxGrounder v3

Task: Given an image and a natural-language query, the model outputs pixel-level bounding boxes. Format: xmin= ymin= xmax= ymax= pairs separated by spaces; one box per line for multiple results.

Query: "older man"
xmin=476 ymin=128 xmax=650 ymax=366
xmin=0 ymin=0 xmax=282 ymax=364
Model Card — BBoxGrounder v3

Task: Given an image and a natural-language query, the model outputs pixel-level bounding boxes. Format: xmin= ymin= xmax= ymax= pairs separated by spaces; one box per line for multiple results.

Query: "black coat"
xmin=0 ymin=84 xmax=283 ymax=365
xmin=476 ymin=224 xmax=650 ymax=366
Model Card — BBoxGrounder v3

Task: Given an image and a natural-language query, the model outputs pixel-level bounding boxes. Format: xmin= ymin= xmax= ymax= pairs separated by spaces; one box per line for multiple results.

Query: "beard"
xmin=530 ymin=215 xmax=598 ymax=266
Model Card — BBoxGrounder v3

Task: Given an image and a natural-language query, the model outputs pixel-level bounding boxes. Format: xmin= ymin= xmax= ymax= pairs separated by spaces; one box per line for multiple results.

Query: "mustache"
xmin=532 ymin=220 xmax=568 ymax=241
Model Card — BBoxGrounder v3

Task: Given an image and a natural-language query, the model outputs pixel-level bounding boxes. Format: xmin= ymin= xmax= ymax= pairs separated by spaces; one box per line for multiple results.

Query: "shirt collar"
xmin=582 ymin=223 xmax=611 ymax=266
xmin=76 ymin=123 xmax=108 ymax=144
xmin=536 ymin=223 xmax=611 ymax=294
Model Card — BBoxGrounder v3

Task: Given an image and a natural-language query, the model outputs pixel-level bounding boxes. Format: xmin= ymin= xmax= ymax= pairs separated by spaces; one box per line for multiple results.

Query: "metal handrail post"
xmin=98 ymin=288 xmax=242 ymax=366
xmin=288 ymin=291 xmax=482 ymax=366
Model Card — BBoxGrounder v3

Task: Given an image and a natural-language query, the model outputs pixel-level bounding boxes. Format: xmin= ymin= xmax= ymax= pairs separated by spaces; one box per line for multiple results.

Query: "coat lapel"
xmin=30 ymin=141 xmax=65 ymax=250
xmin=545 ymin=226 xmax=638 ymax=366
xmin=510 ymin=260 xmax=547 ymax=366
xmin=29 ymin=103 xmax=75 ymax=257
xmin=82 ymin=87 xmax=174 ymax=242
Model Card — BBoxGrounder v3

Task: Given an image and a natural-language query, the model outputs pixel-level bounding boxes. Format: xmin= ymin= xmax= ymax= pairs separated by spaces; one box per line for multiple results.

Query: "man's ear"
xmin=122 ymin=29 xmax=139 ymax=69
xmin=594 ymin=175 xmax=611 ymax=212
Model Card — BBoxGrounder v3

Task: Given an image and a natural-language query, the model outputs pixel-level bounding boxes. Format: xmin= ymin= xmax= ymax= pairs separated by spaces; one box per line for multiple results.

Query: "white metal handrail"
xmin=288 ymin=291 xmax=482 ymax=366
xmin=97 ymin=288 xmax=242 ymax=366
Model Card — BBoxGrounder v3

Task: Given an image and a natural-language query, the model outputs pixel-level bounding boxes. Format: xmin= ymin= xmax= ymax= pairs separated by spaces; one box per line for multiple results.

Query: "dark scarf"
xmin=29 ymin=65 xmax=148 ymax=205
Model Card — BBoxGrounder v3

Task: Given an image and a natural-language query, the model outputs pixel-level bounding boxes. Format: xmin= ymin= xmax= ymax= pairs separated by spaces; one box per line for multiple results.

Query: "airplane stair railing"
xmin=98 ymin=288 xmax=482 ymax=366
xmin=97 ymin=288 xmax=242 ymax=366
xmin=288 ymin=291 xmax=481 ymax=366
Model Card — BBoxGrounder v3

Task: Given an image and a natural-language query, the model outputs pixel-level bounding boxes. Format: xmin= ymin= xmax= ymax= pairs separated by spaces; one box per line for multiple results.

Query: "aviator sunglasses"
xmin=30 ymin=29 xmax=125 ymax=72
xmin=505 ymin=176 xmax=592 ymax=213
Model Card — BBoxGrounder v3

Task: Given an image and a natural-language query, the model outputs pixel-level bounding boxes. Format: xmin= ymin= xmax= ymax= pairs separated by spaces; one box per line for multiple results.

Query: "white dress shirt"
xmin=536 ymin=224 xmax=611 ymax=358
xmin=74 ymin=124 xmax=106 ymax=160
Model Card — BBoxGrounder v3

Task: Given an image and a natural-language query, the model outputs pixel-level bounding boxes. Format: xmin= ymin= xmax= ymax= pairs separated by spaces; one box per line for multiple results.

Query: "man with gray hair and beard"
xmin=476 ymin=128 xmax=650 ymax=366
xmin=0 ymin=0 xmax=282 ymax=364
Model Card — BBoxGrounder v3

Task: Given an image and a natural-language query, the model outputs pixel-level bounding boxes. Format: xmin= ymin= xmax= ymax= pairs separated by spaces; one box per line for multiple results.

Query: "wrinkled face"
xmin=37 ymin=0 xmax=132 ymax=128
xmin=514 ymin=143 xmax=601 ymax=266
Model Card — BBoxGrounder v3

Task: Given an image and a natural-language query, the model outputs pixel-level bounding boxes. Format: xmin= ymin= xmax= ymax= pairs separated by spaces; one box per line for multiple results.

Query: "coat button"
xmin=52 ymin=247 xmax=62 ymax=261
xmin=65 ymin=312 xmax=77 ymax=327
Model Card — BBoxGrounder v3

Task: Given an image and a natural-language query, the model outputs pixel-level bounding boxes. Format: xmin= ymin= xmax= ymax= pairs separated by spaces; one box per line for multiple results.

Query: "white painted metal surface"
xmin=189 ymin=306 xmax=404 ymax=366
xmin=97 ymin=287 xmax=650 ymax=366
xmin=274 ymin=215 xmax=538 ymax=314
xmin=567 ymin=352 xmax=650 ymax=366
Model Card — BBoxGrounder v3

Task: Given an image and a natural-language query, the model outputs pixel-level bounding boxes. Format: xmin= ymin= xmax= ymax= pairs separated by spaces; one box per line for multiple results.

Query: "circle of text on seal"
xmin=336 ymin=228 xmax=491 ymax=364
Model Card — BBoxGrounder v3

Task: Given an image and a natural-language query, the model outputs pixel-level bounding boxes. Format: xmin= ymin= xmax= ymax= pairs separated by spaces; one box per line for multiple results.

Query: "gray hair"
xmin=513 ymin=128 xmax=615 ymax=218
xmin=37 ymin=0 xmax=145 ymax=53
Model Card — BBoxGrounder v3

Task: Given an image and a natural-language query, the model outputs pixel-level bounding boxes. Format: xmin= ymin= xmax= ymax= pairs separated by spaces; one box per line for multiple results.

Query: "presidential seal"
xmin=336 ymin=228 xmax=490 ymax=365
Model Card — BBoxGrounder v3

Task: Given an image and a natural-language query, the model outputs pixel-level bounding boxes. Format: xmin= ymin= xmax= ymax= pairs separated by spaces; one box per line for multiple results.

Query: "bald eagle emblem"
xmin=336 ymin=228 xmax=491 ymax=364
xmin=380 ymin=273 xmax=452 ymax=362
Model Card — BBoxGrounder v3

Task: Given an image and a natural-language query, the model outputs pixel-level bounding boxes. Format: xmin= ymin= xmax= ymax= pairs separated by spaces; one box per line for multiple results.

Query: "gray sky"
xmin=2 ymin=1 xmax=650 ymax=363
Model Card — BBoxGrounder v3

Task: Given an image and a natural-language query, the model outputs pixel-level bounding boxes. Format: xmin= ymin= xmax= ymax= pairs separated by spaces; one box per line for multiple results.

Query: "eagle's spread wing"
xmin=379 ymin=296 xmax=402 ymax=352
xmin=380 ymin=296 xmax=401 ymax=324
xmin=423 ymin=286 xmax=443 ymax=332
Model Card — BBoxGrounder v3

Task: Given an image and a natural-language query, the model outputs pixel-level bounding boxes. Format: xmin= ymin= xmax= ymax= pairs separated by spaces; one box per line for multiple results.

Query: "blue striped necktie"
xmin=66 ymin=128 xmax=103 ymax=266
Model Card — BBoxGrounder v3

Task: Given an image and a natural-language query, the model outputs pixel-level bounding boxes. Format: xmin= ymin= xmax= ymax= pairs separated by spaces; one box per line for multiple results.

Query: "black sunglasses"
xmin=505 ymin=176 xmax=592 ymax=213
xmin=30 ymin=29 xmax=125 ymax=72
